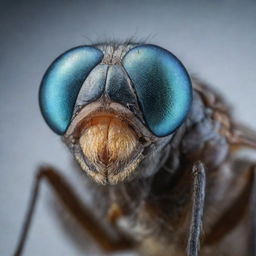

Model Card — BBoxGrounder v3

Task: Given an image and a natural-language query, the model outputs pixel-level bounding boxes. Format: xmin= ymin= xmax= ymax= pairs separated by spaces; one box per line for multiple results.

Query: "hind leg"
xmin=13 ymin=166 xmax=134 ymax=256
xmin=203 ymin=163 xmax=256 ymax=256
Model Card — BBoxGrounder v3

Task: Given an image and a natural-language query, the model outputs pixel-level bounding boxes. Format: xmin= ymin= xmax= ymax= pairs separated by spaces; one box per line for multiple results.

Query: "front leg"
xmin=14 ymin=166 xmax=134 ymax=256
xmin=187 ymin=162 xmax=206 ymax=256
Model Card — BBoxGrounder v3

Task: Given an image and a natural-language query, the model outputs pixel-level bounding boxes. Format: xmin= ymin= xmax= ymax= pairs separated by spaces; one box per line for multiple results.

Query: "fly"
xmin=14 ymin=42 xmax=256 ymax=256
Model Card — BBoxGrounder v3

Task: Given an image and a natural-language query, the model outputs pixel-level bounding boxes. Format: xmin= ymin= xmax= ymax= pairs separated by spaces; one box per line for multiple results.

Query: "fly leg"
xmin=13 ymin=166 xmax=133 ymax=256
xmin=203 ymin=164 xmax=256 ymax=256
xmin=187 ymin=161 xmax=206 ymax=256
xmin=229 ymin=124 xmax=256 ymax=254
xmin=250 ymin=165 xmax=256 ymax=256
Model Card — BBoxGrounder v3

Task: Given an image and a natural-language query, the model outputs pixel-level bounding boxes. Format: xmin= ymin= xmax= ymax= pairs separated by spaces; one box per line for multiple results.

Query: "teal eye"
xmin=122 ymin=44 xmax=192 ymax=137
xmin=39 ymin=46 xmax=103 ymax=135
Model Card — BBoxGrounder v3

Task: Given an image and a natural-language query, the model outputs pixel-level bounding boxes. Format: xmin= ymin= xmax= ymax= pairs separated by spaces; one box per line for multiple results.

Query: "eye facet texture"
xmin=122 ymin=44 xmax=192 ymax=137
xmin=39 ymin=46 xmax=103 ymax=134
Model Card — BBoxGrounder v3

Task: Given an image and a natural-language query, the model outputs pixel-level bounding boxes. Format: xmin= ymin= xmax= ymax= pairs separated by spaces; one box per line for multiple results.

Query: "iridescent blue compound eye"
xmin=122 ymin=44 xmax=192 ymax=137
xmin=39 ymin=46 xmax=103 ymax=134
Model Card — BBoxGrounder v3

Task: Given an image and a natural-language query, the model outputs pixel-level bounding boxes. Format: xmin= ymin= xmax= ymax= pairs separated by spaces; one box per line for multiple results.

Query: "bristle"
xmin=79 ymin=114 xmax=137 ymax=167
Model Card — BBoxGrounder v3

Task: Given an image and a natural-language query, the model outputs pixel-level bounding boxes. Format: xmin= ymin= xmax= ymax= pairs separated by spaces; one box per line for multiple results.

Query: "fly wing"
xmin=229 ymin=123 xmax=256 ymax=149
xmin=192 ymin=78 xmax=256 ymax=150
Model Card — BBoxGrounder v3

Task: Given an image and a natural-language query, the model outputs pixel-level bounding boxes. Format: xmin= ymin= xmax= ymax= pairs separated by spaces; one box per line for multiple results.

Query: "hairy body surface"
xmin=14 ymin=42 xmax=256 ymax=256
xmin=88 ymin=77 xmax=253 ymax=256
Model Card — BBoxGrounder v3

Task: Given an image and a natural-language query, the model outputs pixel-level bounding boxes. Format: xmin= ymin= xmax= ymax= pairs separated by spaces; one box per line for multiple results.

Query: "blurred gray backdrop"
xmin=1 ymin=0 xmax=256 ymax=255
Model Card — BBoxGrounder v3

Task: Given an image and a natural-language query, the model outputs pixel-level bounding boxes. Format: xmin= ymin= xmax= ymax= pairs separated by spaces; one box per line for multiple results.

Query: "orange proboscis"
xmin=79 ymin=114 xmax=137 ymax=166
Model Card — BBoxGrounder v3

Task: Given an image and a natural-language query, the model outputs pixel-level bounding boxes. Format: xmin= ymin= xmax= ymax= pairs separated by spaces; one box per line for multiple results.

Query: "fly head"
xmin=39 ymin=43 xmax=192 ymax=184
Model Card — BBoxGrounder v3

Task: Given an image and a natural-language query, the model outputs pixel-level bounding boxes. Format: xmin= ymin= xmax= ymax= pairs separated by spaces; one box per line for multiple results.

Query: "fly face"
xmin=39 ymin=43 xmax=192 ymax=184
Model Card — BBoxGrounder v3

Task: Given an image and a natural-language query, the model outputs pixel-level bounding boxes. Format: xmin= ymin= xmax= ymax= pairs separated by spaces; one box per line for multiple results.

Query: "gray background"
xmin=1 ymin=0 xmax=256 ymax=255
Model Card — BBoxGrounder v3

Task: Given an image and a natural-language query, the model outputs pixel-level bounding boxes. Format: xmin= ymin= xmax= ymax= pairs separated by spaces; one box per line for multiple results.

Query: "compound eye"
xmin=39 ymin=46 xmax=103 ymax=135
xmin=122 ymin=44 xmax=192 ymax=137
